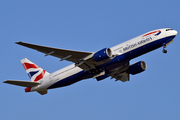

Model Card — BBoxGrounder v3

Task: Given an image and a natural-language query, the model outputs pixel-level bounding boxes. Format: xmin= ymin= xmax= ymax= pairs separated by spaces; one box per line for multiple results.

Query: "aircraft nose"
xmin=173 ymin=30 xmax=178 ymax=35
xmin=166 ymin=29 xmax=178 ymax=37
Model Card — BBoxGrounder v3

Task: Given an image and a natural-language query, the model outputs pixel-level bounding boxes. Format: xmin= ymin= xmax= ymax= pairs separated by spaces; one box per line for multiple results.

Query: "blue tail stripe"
xmin=28 ymin=71 xmax=39 ymax=78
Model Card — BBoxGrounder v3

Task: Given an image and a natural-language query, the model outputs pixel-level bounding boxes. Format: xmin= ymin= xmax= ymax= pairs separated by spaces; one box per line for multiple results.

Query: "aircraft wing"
xmin=109 ymin=62 xmax=130 ymax=82
xmin=16 ymin=42 xmax=115 ymax=71
xmin=16 ymin=42 xmax=94 ymax=67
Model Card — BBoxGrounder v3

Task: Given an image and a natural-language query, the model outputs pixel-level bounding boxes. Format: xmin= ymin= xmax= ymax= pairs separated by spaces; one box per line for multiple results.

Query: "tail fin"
xmin=21 ymin=58 xmax=50 ymax=82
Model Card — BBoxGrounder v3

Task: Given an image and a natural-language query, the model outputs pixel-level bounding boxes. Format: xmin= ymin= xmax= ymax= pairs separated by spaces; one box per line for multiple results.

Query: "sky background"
xmin=1 ymin=0 xmax=180 ymax=120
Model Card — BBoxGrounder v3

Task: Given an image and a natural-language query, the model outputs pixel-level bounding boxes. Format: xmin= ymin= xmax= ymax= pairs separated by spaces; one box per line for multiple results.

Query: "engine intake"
xmin=93 ymin=48 xmax=112 ymax=62
xmin=129 ymin=61 xmax=147 ymax=75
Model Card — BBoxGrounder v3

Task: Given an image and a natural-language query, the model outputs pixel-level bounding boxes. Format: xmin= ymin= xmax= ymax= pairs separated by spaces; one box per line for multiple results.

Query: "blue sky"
xmin=1 ymin=0 xmax=180 ymax=120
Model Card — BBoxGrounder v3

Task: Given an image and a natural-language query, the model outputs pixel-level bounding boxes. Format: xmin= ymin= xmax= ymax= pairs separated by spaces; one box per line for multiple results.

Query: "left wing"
xmin=16 ymin=42 xmax=114 ymax=71
xmin=16 ymin=42 xmax=93 ymax=63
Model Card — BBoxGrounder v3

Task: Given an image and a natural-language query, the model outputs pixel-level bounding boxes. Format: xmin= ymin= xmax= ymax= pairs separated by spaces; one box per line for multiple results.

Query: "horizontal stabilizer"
xmin=3 ymin=80 xmax=40 ymax=87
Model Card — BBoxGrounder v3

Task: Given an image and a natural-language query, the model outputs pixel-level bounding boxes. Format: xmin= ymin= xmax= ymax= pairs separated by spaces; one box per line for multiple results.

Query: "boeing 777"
xmin=4 ymin=28 xmax=177 ymax=95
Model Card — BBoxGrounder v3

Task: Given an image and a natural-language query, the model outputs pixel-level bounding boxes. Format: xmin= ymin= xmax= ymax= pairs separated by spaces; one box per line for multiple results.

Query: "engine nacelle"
xmin=129 ymin=61 xmax=147 ymax=75
xmin=93 ymin=48 xmax=112 ymax=62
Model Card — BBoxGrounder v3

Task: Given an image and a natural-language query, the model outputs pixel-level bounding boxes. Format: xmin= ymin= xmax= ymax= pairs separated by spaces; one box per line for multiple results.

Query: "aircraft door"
xmin=126 ymin=41 xmax=130 ymax=47
xmin=49 ymin=75 xmax=53 ymax=82
xmin=119 ymin=47 xmax=124 ymax=54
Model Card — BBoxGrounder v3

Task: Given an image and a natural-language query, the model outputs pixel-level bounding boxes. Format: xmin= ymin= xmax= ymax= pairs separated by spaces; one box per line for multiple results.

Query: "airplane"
xmin=4 ymin=28 xmax=177 ymax=95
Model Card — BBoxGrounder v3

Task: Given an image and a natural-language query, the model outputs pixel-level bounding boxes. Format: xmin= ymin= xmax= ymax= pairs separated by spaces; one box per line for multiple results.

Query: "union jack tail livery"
xmin=21 ymin=58 xmax=50 ymax=82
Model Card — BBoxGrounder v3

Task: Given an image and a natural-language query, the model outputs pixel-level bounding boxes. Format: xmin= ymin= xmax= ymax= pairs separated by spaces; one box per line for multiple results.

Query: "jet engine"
xmin=93 ymin=48 xmax=112 ymax=62
xmin=129 ymin=61 xmax=147 ymax=75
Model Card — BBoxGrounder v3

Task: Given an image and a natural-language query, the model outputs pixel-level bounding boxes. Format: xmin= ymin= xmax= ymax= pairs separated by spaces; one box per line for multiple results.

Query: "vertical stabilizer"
xmin=21 ymin=58 xmax=50 ymax=82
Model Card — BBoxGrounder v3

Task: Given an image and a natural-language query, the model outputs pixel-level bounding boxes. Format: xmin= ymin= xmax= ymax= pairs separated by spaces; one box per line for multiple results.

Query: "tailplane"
xmin=21 ymin=58 xmax=50 ymax=82
xmin=4 ymin=58 xmax=49 ymax=95
xmin=3 ymin=80 xmax=47 ymax=95
xmin=3 ymin=80 xmax=40 ymax=87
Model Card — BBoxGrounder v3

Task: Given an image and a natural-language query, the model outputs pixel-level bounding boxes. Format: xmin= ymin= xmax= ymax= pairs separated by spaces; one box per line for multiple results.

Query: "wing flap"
xmin=109 ymin=62 xmax=130 ymax=82
xmin=113 ymin=72 xmax=129 ymax=82
xmin=4 ymin=80 xmax=40 ymax=87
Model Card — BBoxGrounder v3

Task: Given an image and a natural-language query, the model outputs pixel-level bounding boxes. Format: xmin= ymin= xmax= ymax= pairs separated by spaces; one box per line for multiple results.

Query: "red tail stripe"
xmin=34 ymin=70 xmax=46 ymax=82
xmin=22 ymin=63 xmax=39 ymax=70
xmin=25 ymin=87 xmax=31 ymax=92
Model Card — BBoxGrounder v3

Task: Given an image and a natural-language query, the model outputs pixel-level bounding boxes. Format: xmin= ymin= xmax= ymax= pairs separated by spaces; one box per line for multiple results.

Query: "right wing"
xmin=3 ymin=80 xmax=40 ymax=87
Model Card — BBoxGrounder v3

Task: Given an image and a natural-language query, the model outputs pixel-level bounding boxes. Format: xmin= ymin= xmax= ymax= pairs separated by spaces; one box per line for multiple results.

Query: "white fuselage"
xmin=31 ymin=28 xmax=177 ymax=92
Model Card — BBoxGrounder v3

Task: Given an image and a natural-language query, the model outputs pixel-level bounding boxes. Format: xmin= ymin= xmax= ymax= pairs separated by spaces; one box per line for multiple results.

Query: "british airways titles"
xmin=123 ymin=36 xmax=153 ymax=52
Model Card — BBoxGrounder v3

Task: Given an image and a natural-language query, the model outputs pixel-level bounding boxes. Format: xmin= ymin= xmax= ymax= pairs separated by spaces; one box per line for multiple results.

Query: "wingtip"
xmin=3 ymin=80 xmax=9 ymax=83
xmin=15 ymin=41 xmax=22 ymax=44
xmin=3 ymin=81 xmax=7 ymax=83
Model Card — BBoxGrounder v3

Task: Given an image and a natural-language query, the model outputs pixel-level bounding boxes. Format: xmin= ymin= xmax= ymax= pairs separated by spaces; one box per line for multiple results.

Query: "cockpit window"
xmin=166 ymin=29 xmax=173 ymax=31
